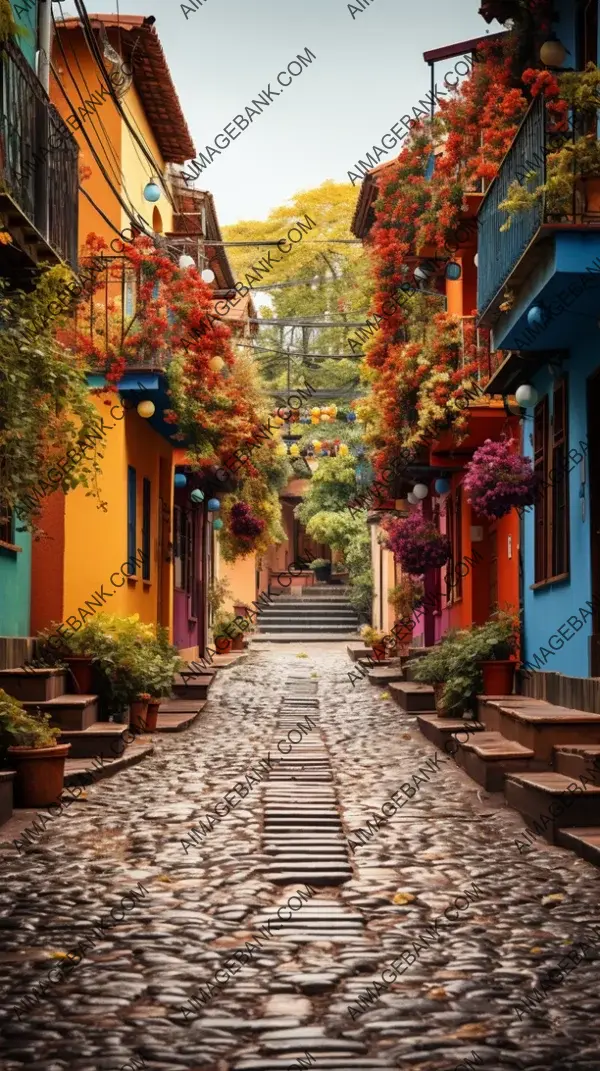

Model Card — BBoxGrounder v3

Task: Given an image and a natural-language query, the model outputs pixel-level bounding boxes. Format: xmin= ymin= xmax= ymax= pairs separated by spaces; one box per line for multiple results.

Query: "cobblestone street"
xmin=2 ymin=647 xmax=600 ymax=1071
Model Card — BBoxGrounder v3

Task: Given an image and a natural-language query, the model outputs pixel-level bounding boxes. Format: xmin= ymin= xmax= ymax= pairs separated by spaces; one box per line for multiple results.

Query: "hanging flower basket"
xmin=464 ymin=438 xmax=539 ymax=520
xmin=382 ymin=513 xmax=450 ymax=575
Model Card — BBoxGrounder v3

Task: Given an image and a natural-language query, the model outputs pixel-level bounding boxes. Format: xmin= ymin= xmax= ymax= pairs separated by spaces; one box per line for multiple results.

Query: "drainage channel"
xmin=230 ymin=671 xmax=390 ymax=1070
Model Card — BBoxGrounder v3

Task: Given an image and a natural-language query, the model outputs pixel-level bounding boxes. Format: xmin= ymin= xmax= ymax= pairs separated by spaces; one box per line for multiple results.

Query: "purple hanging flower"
xmin=464 ymin=438 xmax=539 ymax=520
xmin=382 ymin=512 xmax=451 ymax=575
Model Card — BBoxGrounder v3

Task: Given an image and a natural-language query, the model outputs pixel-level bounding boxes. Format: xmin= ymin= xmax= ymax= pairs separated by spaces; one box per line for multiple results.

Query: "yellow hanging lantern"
xmin=290 ymin=444 xmax=300 ymax=457
xmin=275 ymin=444 xmax=287 ymax=456
xmin=311 ymin=407 xmax=321 ymax=417
xmin=338 ymin=443 xmax=349 ymax=456
xmin=311 ymin=416 xmax=320 ymax=424
xmin=312 ymin=440 xmax=322 ymax=452
xmin=321 ymin=414 xmax=331 ymax=424
xmin=273 ymin=416 xmax=284 ymax=427
xmin=209 ymin=355 xmax=224 ymax=373
xmin=330 ymin=404 xmax=338 ymax=417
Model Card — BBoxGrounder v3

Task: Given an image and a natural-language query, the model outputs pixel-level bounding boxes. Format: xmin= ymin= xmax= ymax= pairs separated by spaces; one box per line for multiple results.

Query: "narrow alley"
xmin=2 ymin=647 xmax=600 ymax=1071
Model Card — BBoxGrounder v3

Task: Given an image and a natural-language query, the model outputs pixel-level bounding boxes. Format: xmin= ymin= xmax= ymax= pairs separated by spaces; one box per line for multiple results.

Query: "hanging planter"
xmin=464 ymin=438 xmax=539 ymax=520
xmin=382 ymin=513 xmax=450 ymax=575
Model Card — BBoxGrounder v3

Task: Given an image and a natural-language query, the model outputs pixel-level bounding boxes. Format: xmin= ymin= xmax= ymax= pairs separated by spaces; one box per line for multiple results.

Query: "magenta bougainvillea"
xmin=464 ymin=438 xmax=539 ymax=519
xmin=382 ymin=512 xmax=451 ymax=575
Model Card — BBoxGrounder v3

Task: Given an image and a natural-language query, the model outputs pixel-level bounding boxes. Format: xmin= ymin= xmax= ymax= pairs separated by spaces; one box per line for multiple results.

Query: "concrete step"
xmin=505 ymin=771 xmax=600 ymax=842
xmin=0 ymin=667 xmax=68 ymax=703
xmin=250 ymin=629 xmax=357 ymax=638
xmin=58 ymin=723 xmax=128 ymax=759
xmin=459 ymin=731 xmax=546 ymax=792
xmin=347 ymin=643 xmax=372 ymax=662
xmin=257 ymin=615 xmax=358 ymax=625
xmin=367 ymin=664 xmax=405 ymax=685
xmin=416 ymin=715 xmax=485 ymax=751
xmin=389 ymin=681 xmax=436 ymax=713
xmin=23 ymin=694 xmax=99 ymax=731
xmin=0 ymin=770 xmax=15 ymax=826
xmin=478 ymin=697 xmax=600 ymax=760
xmin=173 ymin=673 xmax=213 ymax=699
xmin=556 ymin=827 xmax=600 ymax=867
xmin=553 ymin=745 xmax=600 ymax=781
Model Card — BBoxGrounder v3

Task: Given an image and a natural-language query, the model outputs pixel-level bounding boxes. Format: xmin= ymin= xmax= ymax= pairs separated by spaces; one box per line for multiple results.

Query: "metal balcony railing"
xmin=0 ymin=40 xmax=78 ymax=266
xmin=478 ymin=93 xmax=546 ymax=318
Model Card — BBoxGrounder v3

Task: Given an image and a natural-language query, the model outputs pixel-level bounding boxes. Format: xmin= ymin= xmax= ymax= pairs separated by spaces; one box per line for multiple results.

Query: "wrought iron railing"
xmin=478 ymin=93 xmax=546 ymax=317
xmin=0 ymin=40 xmax=78 ymax=266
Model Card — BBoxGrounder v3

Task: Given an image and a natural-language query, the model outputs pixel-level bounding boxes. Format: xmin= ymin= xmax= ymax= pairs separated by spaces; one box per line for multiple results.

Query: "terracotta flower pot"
xmin=65 ymin=656 xmax=94 ymax=694
xmin=433 ymin=683 xmax=447 ymax=714
xmin=232 ymin=634 xmax=244 ymax=651
xmin=8 ymin=743 xmax=71 ymax=808
xmin=145 ymin=700 xmax=161 ymax=732
xmin=234 ymin=603 xmax=250 ymax=620
xmin=371 ymin=643 xmax=387 ymax=663
xmin=214 ymin=635 xmax=233 ymax=654
xmin=479 ymin=659 xmax=516 ymax=696
xmin=129 ymin=699 xmax=149 ymax=731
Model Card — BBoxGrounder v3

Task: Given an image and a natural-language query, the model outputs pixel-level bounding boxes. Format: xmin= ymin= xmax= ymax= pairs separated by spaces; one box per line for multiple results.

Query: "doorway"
xmin=588 ymin=368 xmax=600 ymax=674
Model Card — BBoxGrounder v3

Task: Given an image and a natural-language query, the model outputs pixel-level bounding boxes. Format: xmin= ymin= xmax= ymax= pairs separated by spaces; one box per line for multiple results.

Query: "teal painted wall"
xmin=10 ymin=0 xmax=37 ymax=70
xmin=0 ymin=525 xmax=32 ymax=637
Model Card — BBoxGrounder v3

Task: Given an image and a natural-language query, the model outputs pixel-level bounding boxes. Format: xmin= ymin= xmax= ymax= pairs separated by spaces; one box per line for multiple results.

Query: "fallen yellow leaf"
xmin=296 ymin=653 xmax=308 ymax=659
xmin=156 ymin=875 xmax=172 ymax=883
xmin=452 ymin=1022 xmax=489 ymax=1039
xmin=530 ymin=946 xmax=543 ymax=954
xmin=542 ymin=893 xmax=565 ymax=906
xmin=392 ymin=891 xmax=416 ymax=905
xmin=381 ymin=691 xmax=391 ymax=700
xmin=427 ymin=986 xmax=448 ymax=1001
xmin=47 ymin=950 xmax=68 ymax=959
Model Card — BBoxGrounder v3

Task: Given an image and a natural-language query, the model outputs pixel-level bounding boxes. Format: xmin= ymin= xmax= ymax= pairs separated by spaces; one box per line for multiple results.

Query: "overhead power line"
xmin=249 ymin=318 xmax=371 ymax=327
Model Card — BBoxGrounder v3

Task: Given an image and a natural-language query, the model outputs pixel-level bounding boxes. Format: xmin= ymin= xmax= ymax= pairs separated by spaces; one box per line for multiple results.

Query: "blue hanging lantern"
xmin=207 ymin=498 xmax=221 ymax=512
xmin=527 ymin=305 xmax=546 ymax=328
xmin=320 ymin=448 xmax=329 ymax=456
xmin=435 ymin=478 xmax=451 ymax=495
xmin=212 ymin=518 xmax=223 ymax=530
xmin=347 ymin=411 xmax=357 ymax=423
xmin=190 ymin=489 xmax=204 ymax=504
xmin=174 ymin=474 xmax=187 ymax=488
xmin=144 ymin=180 xmax=161 ymax=202
xmin=445 ymin=262 xmax=462 ymax=281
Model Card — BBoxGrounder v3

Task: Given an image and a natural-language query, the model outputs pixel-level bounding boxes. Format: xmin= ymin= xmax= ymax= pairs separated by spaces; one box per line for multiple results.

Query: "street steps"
xmin=389 ymin=681 xmax=436 ymax=713
xmin=172 ymin=673 xmax=213 ymax=699
xmin=478 ymin=697 xmax=600 ymax=760
xmin=367 ymin=663 xmax=405 ymax=685
xmin=0 ymin=666 xmax=67 ymax=702
xmin=255 ymin=590 xmax=360 ymax=642
xmin=457 ymin=730 xmax=545 ymax=792
xmin=23 ymin=693 xmax=98 ymax=731
xmin=58 ymin=723 xmax=129 ymax=759
xmin=505 ymin=771 xmax=600 ymax=843
xmin=346 ymin=642 xmax=372 ymax=662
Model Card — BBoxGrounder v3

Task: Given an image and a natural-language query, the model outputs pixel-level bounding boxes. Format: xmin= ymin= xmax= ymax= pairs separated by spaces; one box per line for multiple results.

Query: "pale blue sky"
xmin=64 ymin=0 xmax=501 ymax=224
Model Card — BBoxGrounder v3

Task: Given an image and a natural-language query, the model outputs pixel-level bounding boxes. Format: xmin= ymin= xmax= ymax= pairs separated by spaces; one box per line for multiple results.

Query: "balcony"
xmin=478 ymin=92 xmax=600 ymax=348
xmin=0 ymin=40 xmax=78 ymax=272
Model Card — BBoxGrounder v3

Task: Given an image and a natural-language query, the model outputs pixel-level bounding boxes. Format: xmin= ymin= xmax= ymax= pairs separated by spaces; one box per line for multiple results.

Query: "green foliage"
xmin=0 ymin=689 xmax=61 ymax=748
xmin=0 ymin=269 xmax=105 ymax=527
xmin=308 ymin=558 xmax=330 ymax=570
xmin=409 ymin=610 xmax=518 ymax=712
xmin=207 ymin=576 xmax=233 ymax=615
xmin=296 ymin=454 xmax=359 ymax=527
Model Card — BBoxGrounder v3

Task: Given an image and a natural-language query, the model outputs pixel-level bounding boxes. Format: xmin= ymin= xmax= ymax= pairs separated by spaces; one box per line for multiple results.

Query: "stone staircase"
xmin=253 ymin=587 xmax=361 ymax=643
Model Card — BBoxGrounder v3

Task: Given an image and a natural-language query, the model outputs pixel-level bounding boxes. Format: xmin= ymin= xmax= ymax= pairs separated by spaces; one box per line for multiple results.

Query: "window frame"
xmin=532 ymin=379 xmax=570 ymax=587
xmin=142 ymin=477 xmax=151 ymax=582
xmin=127 ymin=465 xmax=137 ymax=576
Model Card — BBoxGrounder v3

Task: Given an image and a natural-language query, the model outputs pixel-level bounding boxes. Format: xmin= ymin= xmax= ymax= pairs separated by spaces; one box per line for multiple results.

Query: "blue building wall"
xmin=0 ymin=527 xmax=32 ymax=637
xmin=522 ymin=337 xmax=599 ymax=678
xmin=10 ymin=0 xmax=37 ymax=70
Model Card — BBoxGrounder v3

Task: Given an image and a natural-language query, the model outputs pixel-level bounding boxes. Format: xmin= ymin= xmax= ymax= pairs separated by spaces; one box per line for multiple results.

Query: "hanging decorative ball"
xmin=412 ymin=483 xmax=429 ymax=500
xmin=290 ymin=444 xmax=300 ymax=457
xmin=321 ymin=448 xmax=329 ymax=456
xmin=190 ymin=489 xmax=204 ymax=504
xmin=312 ymin=440 xmax=322 ymax=452
xmin=212 ymin=518 xmax=223 ymax=530
xmin=474 ymin=253 xmax=479 ymax=267
xmin=347 ymin=412 xmax=357 ymax=423
xmin=527 ymin=305 xmax=546 ymax=328
xmin=515 ymin=383 xmax=539 ymax=408
xmin=209 ymin=355 xmax=225 ymax=373
xmin=143 ymin=180 xmax=161 ymax=202
xmin=311 ymin=407 xmax=321 ymax=417
xmin=320 ymin=414 xmax=331 ymax=424
xmin=175 ymin=473 xmax=187 ymax=488
xmin=540 ymin=35 xmax=567 ymax=67
xmin=179 ymin=254 xmax=195 ymax=270
xmin=280 ymin=407 xmax=291 ymax=421
xmin=137 ymin=399 xmax=155 ymax=418
xmin=446 ymin=262 xmax=462 ymax=281
xmin=407 ymin=492 xmax=418 ymax=505
xmin=338 ymin=443 xmax=349 ymax=456
xmin=330 ymin=404 xmax=338 ymax=417
xmin=275 ymin=444 xmax=287 ymax=457
xmin=435 ymin=478 xmax=451 ymax=495
xmin=201 ymin=268 xmax=216 ymax=284
xmin=207 ymin=498 xmax=221 ymax=512
xmin=414 ymin=263 xmax=434 ymax=282
xmin=300 ymin=416 xmax=311 ymax=424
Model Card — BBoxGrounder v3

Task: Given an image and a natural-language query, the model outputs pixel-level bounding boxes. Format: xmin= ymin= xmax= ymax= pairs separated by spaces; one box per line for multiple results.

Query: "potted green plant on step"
xmin=0 ymin=689 xmax=69 ymax=808
xmin=309 ymin=558 xmax=332 ymax=583
xmin=407 ymin=633 xmax=462 ymax=714
xmin=213 ymin=612 xmax=244 ymax=653
xmin=361 ymin=625 xmax=392 ymax=663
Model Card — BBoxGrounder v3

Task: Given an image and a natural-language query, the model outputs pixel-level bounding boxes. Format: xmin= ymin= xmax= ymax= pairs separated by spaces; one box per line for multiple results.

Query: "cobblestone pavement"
xmin=2 ymin=646 xmax=600 ymax=1071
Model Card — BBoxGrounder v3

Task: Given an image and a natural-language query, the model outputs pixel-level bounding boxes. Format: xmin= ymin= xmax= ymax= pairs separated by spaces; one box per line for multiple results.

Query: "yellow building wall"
xmin=62 ymin=396 xmax=174 ymax=632
xmin=220 ymin=554 xmax=257 ymax=613
xmin=120 ymin=91 xmax=173 ymax=236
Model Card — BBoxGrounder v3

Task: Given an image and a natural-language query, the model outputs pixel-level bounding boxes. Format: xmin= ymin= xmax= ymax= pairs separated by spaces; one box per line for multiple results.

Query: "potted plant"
xmin=143 ymin=627 xmax=185 ymax=730
xmin=475 ymin=609 xmax=519 ymax=695
xmin=309 ymin=558 xmax=332 ymax=582
xmin=212 ymin=612 xmax=242 ymax=654
xmin=0 ymin=689 xmax=70 ymax=808
xmin=361 ymin=625 xmax=391 ymax=662
xmin=37 ymin=618 xmax=106 ymax=694
xmin=464 ymin=438 xmax=539 ymax=520
xmin=130 ymin=692 xmax=151 ymax=731
xmin=382 ymin=513 xmax=450 ymax=575
xmin=407 ymin=633 xmax=462 ymax=714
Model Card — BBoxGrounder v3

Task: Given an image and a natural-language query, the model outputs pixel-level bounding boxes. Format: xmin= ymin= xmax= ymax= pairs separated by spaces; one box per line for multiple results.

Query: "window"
xmin=142 ymin=478 xmax=151 ymax=581
xmin=445 ymin=486 xmax=463 ymax=602
xmin=0 ymin=510 xmax=14 ymax=546
xmin=533 ymin=379 xmax=569 ymax=584
xmin=127 ymin=465 xmax=137 ymax=575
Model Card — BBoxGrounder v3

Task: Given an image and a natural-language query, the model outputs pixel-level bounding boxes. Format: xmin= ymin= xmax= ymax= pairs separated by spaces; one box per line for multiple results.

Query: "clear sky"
xmin=64 ymin=0 xmax=501 ymax=225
